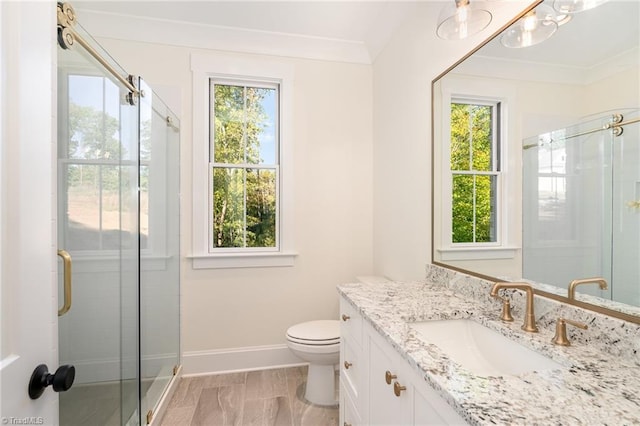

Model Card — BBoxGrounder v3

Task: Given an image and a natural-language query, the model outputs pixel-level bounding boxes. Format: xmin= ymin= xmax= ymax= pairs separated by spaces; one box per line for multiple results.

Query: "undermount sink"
xmin=410 ymin=319 xmax=563 ymax=377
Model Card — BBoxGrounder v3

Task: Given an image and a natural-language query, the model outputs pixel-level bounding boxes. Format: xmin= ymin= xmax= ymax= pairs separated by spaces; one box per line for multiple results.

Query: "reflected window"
xmin=535 ymin=134 xmax=572 ymax=241
xmin=60 ymin=74 xmax=131 ymax=251
xmin=209 ymin=80 xmax=279 ymax=250
xmin=450 ymin=100 xmax=500 ymax=244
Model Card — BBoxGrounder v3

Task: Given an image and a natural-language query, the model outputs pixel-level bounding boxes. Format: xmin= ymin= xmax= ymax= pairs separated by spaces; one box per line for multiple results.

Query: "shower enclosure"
xmin=56 ymin=3 xmax=180 ymax=425
xmin=523 ymin=109 xmax=640 ymax=307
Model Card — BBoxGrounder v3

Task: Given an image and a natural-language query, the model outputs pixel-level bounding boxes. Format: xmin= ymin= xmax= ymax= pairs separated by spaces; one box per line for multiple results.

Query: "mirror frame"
xmin=430 ymin=0 xmax=640 ymax=325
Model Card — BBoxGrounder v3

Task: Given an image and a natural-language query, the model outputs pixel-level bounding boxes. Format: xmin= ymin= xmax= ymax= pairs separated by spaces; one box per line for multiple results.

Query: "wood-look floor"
xmin=160 ymin=366 xmax=339 ymax=426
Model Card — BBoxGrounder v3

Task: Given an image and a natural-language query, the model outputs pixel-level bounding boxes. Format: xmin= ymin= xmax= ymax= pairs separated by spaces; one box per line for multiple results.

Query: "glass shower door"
xmin=138 ymin=79 xmax=181 ymax=422
xmin=611 ymin=109 xmax=640 ymax=306
xmin=522 ymin=114 xmax=615 ymax=295
xmin=57 ymin=31 xmax=140 ymax=426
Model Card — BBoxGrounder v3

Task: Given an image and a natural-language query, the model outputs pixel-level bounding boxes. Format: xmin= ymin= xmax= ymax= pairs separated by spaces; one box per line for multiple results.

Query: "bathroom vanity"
xmin=340 ymin=297 xmax=466 ymax=425
xmin=337 ymin=266 xmax=640 ymax=425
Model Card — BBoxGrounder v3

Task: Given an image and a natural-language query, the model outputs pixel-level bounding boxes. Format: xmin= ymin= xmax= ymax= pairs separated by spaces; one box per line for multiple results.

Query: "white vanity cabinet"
xmin=339 ymin=297 xmax=364 ymax=426
xmin=339 ymin=295 xmax=468 ymax=426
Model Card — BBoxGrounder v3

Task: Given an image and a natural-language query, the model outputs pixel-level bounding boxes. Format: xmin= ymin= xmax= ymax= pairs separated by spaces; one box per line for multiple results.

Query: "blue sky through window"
xmin=258 ymin=88 xmax=277 ymax=165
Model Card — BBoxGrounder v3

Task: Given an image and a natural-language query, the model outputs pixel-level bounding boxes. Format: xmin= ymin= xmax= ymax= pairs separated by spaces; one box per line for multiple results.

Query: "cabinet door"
xmin=368 ymin=336 xmax=411 ymax=425
xmin=413 ymin=378 xmax=468 ymax=426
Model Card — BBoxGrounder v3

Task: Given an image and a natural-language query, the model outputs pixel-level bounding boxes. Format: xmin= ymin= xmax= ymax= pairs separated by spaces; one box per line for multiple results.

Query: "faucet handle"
xmin=552 ymin=318 xmax=588 ymax=346
xmin=491 ymin=295 xmax=514 ymax=322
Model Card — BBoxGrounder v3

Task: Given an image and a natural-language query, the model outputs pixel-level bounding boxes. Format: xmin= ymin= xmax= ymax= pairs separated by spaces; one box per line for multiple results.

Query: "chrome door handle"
xmin=58 ymin=250 xmax=72 ymax=316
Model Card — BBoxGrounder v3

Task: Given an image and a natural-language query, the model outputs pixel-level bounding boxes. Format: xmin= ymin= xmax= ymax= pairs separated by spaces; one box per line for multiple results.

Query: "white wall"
xmin=79 ymin=0 xmax=534 ymax=373
xmin=94 ymin=38 xmax=374 ymax=369
xmin=371 ymin=1 xmax=534 ymax=281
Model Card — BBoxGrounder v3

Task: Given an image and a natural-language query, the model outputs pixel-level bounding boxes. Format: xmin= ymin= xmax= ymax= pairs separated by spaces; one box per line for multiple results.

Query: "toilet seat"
xmin=286 ymin=320 xmax=340 ymax=346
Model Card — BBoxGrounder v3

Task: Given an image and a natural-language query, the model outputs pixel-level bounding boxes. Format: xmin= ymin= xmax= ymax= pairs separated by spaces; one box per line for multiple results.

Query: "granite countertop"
xmin=337 ymin=279 xmax=640 ymax=425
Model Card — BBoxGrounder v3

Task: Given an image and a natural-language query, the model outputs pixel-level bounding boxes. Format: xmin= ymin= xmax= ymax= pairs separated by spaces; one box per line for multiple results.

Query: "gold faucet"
xmin=568 ymin=277 xmax=608 ymax=300
xmin=490 ymin=282 xmax=538 ymax=332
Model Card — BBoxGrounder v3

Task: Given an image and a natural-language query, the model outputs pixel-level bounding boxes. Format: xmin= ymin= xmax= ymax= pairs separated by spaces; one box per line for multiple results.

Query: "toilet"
xmin=286 ymin=319 xmax=340 ymax=406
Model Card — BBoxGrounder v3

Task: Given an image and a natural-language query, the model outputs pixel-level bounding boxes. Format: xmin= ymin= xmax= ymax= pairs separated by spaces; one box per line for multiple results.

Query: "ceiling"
xmin=75 ymin=1 xmax=437 ymax=62
xmin=478 ymin=0 xmax=640 ymax=69
xmin=75 ymin=0 xmax=637 ymax=69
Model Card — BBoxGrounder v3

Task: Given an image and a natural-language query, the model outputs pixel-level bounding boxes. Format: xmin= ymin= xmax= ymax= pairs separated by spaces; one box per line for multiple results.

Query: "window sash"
xmin=208 ymin=164 xmax=280 ymax=253
xmin=209 ymin=79 xmax=280 ymax=166
xmin=449 ymin=98 xmax=501 ymax=246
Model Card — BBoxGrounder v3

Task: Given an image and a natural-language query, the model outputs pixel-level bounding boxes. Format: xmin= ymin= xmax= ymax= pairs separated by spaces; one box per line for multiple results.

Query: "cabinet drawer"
xmin=340 ymin=382 xmax=362 ymax=426
xmin=340 ymin=297 xmax=362 ymax=347
xmin=341 ymin=338 xmax=360 ymax=400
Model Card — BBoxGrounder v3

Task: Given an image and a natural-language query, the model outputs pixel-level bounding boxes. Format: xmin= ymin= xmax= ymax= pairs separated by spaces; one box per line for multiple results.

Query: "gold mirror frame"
xmin=430 ymin=0 xmax=640 ymax=325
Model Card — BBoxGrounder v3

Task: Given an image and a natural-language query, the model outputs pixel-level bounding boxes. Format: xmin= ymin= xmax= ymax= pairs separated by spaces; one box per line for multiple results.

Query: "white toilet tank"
xmin=356 ymin=275 xmax=390 ymax=284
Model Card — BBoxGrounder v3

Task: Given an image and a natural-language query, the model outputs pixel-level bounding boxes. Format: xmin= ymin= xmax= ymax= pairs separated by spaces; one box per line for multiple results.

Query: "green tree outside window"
xmin=450 ymin=102 xmax=498 ymax=244
xmin=211 ymin=83 xmax=278 ymax=249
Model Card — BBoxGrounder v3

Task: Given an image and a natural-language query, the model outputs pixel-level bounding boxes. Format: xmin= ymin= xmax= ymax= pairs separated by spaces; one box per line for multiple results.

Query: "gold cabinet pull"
xmin=57 ymin=250 xmax=72 ymax=316
xmin=393 ymin=381 xmax=406 ymax=397
xmin=385 ymin=370 xmax=397 ymax=385
xmin=344 ymin=361 xmax=352 ymax=369
xmin=341 ymin=314 xmax=350 ymax=321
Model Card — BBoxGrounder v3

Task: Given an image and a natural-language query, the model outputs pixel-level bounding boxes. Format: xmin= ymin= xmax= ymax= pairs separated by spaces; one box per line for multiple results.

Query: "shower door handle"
xmin=58 ymin=249 xmax=72 ymax=316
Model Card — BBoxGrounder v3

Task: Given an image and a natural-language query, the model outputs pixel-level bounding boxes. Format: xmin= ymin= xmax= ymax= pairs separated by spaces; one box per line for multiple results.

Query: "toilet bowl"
xmin=286 ymin=320 xmax=340 ymax=406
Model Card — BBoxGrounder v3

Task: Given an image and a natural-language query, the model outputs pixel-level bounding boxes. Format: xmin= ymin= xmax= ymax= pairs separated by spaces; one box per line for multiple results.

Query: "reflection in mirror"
xmin=522 ymin=109 xmax=640 ymax=307
xmin=432 ymin=0 xmax=640 ymax=316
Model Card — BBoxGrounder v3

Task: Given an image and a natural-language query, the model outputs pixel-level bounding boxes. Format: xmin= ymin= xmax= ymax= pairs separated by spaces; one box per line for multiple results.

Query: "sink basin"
xmin=410 ymin=319 xmax=563 ymax=376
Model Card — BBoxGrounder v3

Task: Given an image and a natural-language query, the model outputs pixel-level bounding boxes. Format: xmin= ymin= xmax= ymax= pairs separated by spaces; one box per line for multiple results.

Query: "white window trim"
xmin=190 ymin=53 xmax=296 ymax=269
xmin=437 ymin=77 xmax=518 ymax=261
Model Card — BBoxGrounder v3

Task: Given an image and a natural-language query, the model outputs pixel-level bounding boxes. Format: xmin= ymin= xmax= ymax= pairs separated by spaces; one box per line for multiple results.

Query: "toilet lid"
xmin=286 ymin=320 xmax=340 ymax=345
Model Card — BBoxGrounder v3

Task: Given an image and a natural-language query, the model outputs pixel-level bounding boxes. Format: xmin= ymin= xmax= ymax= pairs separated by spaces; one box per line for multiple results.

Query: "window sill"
xmin=189 ymin=252 xmax=298 ymax=269
xmin=438 ymin=246 xmax=519 ymax=261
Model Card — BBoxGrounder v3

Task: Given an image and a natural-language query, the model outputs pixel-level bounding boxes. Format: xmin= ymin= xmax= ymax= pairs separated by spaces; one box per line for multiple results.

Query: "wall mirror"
xmin=432 ymin=0 xmax=640 ymax=321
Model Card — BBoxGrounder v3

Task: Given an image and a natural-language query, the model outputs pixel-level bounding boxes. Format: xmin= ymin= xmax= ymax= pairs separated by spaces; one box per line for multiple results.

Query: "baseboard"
xmin=64 ymin=353 xmax=177 ymax=384
xmin=182 ymin=344 xmax=306 ymax=376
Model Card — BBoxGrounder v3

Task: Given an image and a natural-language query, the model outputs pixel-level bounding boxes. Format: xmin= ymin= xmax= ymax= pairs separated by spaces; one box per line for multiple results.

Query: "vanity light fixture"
xmin=553 ymin=0 xmax=609 ymax=14
xmin=436 ymin=0 xmax=492 ymax=40
xmin=500 ymin=4 xmax=558 ymax=49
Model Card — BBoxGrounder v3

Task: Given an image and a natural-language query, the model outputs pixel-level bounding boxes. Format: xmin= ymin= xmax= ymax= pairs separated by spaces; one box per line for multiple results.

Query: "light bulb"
xmin=523 ymin=11 xmax=538 ymax=32
xmin=455 ymin=3 xmax=469 ymax=23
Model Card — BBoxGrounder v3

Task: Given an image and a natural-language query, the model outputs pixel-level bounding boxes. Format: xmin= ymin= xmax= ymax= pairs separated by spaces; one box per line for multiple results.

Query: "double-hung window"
xmin=210 ymin=80 xmax=279 ymax=250
xmin=435 ymin=78 xmax=518 ymax=262
xmin=449 ymin=99 xmax=500 ymax=245
xmin=190 ymin=53 xmax=295 ymax=269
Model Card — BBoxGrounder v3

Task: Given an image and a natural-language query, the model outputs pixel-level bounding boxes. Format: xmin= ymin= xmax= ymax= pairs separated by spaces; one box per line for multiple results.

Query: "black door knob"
xmin=28 ymin=364 xmax=75 ymax=400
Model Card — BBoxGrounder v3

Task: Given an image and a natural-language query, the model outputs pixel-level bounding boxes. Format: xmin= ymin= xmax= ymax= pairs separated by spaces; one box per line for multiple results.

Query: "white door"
xmin=0 ymin=2 xmax=59 ymax=424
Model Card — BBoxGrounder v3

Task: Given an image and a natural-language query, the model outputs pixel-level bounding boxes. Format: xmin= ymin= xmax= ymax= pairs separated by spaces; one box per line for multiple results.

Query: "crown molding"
xmin=75 ymin=8 xmax=373 ymax=64
xmin=455 ymin=47 xmax=639 ymax=86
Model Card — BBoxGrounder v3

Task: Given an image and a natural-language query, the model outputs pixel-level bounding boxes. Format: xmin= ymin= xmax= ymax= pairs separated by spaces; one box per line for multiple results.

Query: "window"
xmin=190 ymin=53 xmax=295 ymax=269
xmin=449 ymin=99 xmax=500 ymax=245
xmin=435 ymin=78 xmax=517 ymax=262
xmin=210 ymin=80 xmax=279 ymax=250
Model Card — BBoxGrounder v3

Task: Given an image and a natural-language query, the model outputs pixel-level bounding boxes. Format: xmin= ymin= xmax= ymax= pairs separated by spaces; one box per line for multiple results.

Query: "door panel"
xmin=56 ymin=24 xmax=140 ymax=426
xmin=0 ymin=1 xmax=57 ymax=424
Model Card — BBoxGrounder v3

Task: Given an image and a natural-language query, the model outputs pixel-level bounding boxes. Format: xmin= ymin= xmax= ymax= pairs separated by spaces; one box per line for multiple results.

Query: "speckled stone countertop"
xmin=337 ymin=267 xmax=640 ymax=425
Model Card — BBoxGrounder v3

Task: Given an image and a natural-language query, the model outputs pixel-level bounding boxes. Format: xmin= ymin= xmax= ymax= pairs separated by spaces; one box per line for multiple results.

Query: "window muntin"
xmin=450 ymin=100 xmax=500 ymax=244
xmin=209 ymin=80 xmax=279 ymax=251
